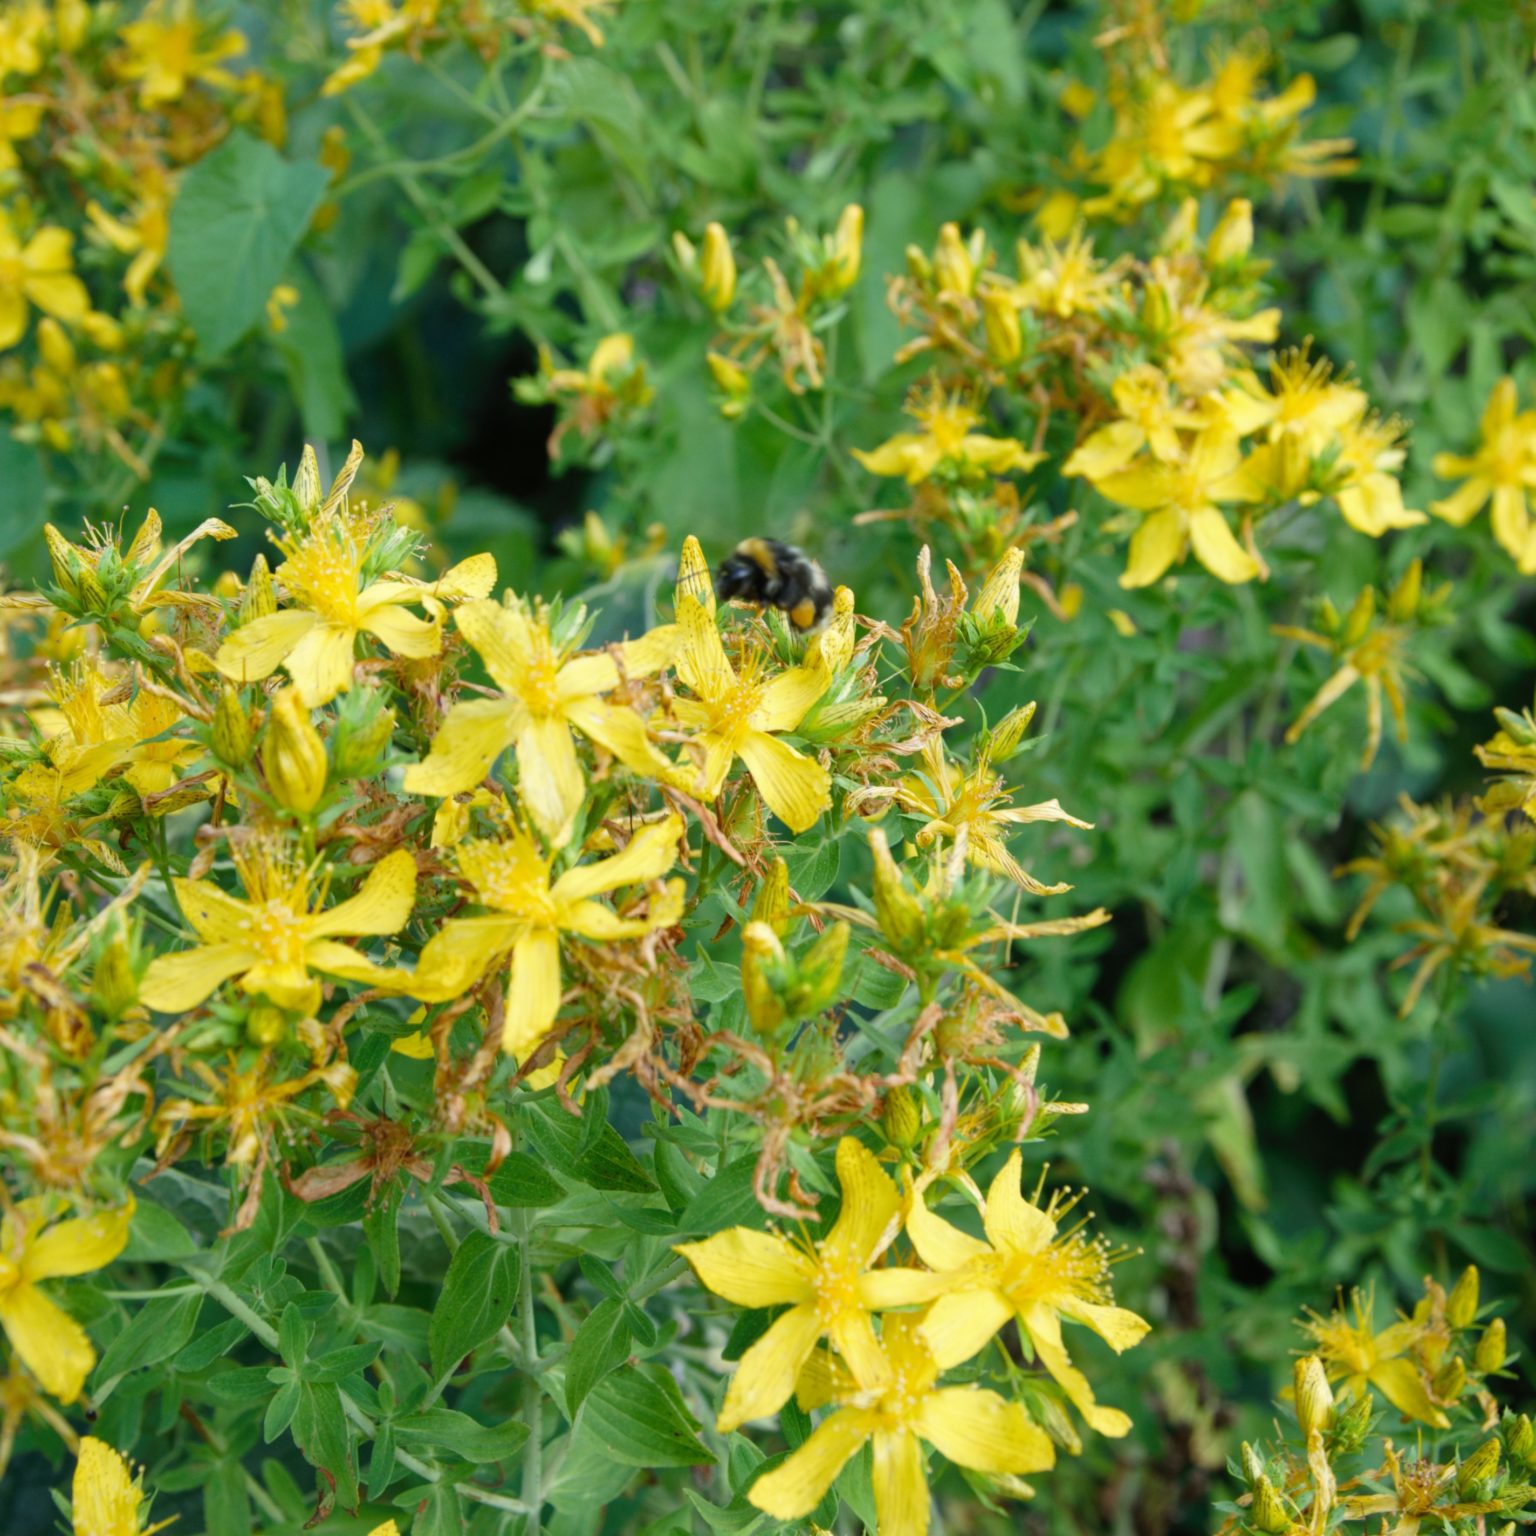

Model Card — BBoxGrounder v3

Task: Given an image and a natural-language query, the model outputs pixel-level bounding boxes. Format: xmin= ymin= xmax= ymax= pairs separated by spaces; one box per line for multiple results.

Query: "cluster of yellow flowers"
xmin=1230 ymin=1269 xmax=1534 ymax=1536
xmin=855 ymin=201 xmax=1423 ymax=593
xmin=0 ymin=0 xmax=280 ymax=469
xmin=677 ymin=1138 xmax=1148 ymax=1535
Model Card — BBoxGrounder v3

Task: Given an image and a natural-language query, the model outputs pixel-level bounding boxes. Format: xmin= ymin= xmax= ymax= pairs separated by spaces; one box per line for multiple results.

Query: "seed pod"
xmin=212 ymin=686 xmax=253 ymax=769
xmin=798 ymin=921 xmax=849 ymax=1015
xmin=265 ymin=688 xmax=327 ymax=814
xmin=1240 ymin=1442 xmax=1265 ymax=1487
xmin=986 ymin=702 xmax=1038 ymax=764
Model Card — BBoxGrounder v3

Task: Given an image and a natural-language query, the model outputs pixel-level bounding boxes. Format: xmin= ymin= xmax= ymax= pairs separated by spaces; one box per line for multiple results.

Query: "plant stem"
xmin=517 ymin=1208 xmax=543 ymax=1536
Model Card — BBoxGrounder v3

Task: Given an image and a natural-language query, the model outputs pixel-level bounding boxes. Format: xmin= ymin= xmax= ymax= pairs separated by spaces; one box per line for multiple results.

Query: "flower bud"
xmin=869 ymin=830 xmax=925 ymax=953
xmin=741 ymin=921 xmax=786 ymax=1037
xmin=91 ymin=925 xmax=139 ymax=1020
xmin=332 ymin=693 xmax=396 ymax=779
xmin=706 ymin=351 xmax=751 ymax=420
xmin=827 ymin=203 xmax=863 ymax=295
xmin=1239 ymin=1441 xmax=1265 ymax=1486
xmin=973 ymin=547 xmax=1024 ymax=629
xmin=241 ymin=554 xmax=277 ymax=624
xmin=671 ymin=230 xmax=697 ymax=276
xmin=293 ymin=444 xmax=323 ymax=514
xmin=37 ymin=318 xmax=76 ymax=376
xmin=247 ymin=1004 xmax=288 ymax=1047
xmin=1388 ymin=556 xmax=1423 ymax=622
xmin=1249 ymin=1475 xmax=1290 ymax=1534
xmin=981 ymin=287 xmax=1023 ymax=364
xmin=1457 ymin=1438 xmax=1502 ymax=1493
xmin=882 ymin=1084 xmax=922 ymax=1149
xmin=934 ymin=223 xmax=975 ymax=297
xmin=1161 ymin=196 xmax=1200 ymax=254
xmin=1504 ymin=1412 xmax=1535 ymax=1462
xmin=44 ymin=524 xmax=82 ymax=600
xmin=75 ymin=562 xmax=110 ymax=615
xmin=1447 ymin=1264 xmax=1480 ymax=1328
xmin=797 ymin=921 xmax=849 ymax=1015
xmin=1432 ymin=1356 xmax=1467 ymax=1402
xmin=699 ymin=222 xmax=737 ymax=312
xmin=751 ymin=858 xmax=792 ymax=936
xmin=212 ymin=685 xmax=254 ymax=769
xmin=1208 ymin=198 xmax=1254 ymax=265
xmin=1341 ymin=586 xmax=1375 ymax=647
xmin=264 ymin=688 xmax=328 ymax=814
xmin=1476 ymin=1317 xmax=1507 ymax=1374
xmin=1294 ymin=1355 xmax=1334 ymax=1436
xmin=1329 ymin=1389 xmax=1372 ymax=1454
xmin=985 ymin=702 xmax=1037 ymax=764
xmin=904 ymin=243 xmax=933 ymax=285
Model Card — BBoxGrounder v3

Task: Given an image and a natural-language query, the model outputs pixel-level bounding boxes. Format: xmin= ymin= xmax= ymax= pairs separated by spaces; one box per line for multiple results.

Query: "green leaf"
xmin=785 ymin=836 xmax=841 ymax=901
xmin=278 ymin=1301 xmax=313 ymax=1367
xmin=581 ymin=1363 xmax=711 ymax=1468
xmin=120 ymin=1200 xmax=197 ymax=1263
xmin=0 ymin=438 xmax=47 ymax=565
xmin=308 ymin=1341 xmax=381 ymax=1383
xmin=272 ymin=263 xmax=356 ymax=439
xmin=364 ymin=1181 xmax=403 ymax=1298
xmin=679 ymin=1156 xmax=770 ymax=1235
xmin=393 ymin=1407 xmax=529 ymax=1464
xmin=293 ymin=1381 xmax=359 ymax=1509
xmin=526 ymin=1104 xmax=656 ymax=1193
xmin=166 ymin=132 xmax=329 ymax=358
xmin=427 ymin=1231 xmax=520 ymax=1378
xmin=483 ymin=1150 xmax=565 ymax=1207
xmin=96 ymin=1292 xmax=204 ymax=1380
xmin=565 ymin=1297 xmax=632 ymax=1415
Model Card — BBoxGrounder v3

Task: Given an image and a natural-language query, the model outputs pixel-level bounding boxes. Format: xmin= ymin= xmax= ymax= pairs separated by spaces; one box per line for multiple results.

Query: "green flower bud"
xmin=1477 ymin=1317 xmax=1508 ymax=1374
xmin=247 ymin=1004 xmax=288 ymax=1047
xmin=90 ymin=924 xmax=138 ymax=1020
xmin=1433 ymin=1356 xmax=1467 ymax=1402
xmin=240 ymin=554 xmax=277 ymax=625
xmin=1294 ymin=1355 xmax=1334 ymax=1437
xmin=1504 ymin=1412 xmax=1535 ymax=1462
xmin=751 ymin=858 xmax=791 ymax=936
xmin=882 ymin=1085 xmax=923 ymax=1149
xmin=1458 ymin=1437 xmax=1502 ymax=1493
xmin=1448 ymin=1265 xmax=1480 ymax=1328
xmin=212 ymin=685 xmax=253 ymax=769
xmin=264 ymin=688 xmax=327 ymax=814
xmin=869 ymin=830 xmax=924 ymax=954
xmin=1250 ymin=1475 xmax=1290 ymax=1534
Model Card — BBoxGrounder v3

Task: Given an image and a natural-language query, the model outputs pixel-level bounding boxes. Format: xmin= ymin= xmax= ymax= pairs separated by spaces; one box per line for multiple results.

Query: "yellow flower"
xmin=1063 ymin=364 xmax=1203 ymax=480
xmin=521 ymin=0 xmax=616 ymax=47
xmin=0 ymin=209 xmax=89 ymax=352
xmin=215 ymin=516 xmax=481 ymax=707
xmin=748 ymin=1314 xmax=1055 ymax=1536
xmin=115 ymin=1 xmax=246 ymax=105
xmin=1220 ymin=347 xmax=1370 ymax=459
xmin=1431 ymin=376 xmax=1536 ymax=570
xmin=139 ymin=844 xmax=416 ymax=1015
xmin=0 ymin=1200 xmax=132 ymax=1403
xmin=395 ymin=813 xmax=684 ymax=1057
xmin=85 ymin=180 xmax=170 ymax=309
xmin=366 ymin=1523 xmax=402 ymax=1536
xmin=671 ymin=592 xmax=831 ymax=833
xmin=72 ymin=1436 xmax=173 ymax=1536
xmin=1016 ymin=226 xmax=1123 ymax=319
xmin=908 ymin=1150 xmax=1149 ymax=1436
xmin=879 ymin=737 xmax=1090 ymax=895
xmin=1330 ymin=414 xmax=1425 ymax=537
xmin=1092 ymin=424 xmax=1263 ymax=586
xmin=1303 ymin=1289 xmax=1448 ymax=1427
xmin=675 ymin=1139 xmax=945 ymax=1432
xmin=0 ymin=95 xmax=44 ymax=175
xmin=853 ymin=383 xmax=1044 ymax=485
xmin=403 ymin=597 xmax=678 ymax=842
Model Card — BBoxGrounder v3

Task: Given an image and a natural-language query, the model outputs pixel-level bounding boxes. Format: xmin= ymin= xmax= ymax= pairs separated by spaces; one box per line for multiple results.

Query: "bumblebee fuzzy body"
xmin=713 ymin=538 xmax=833 ymax=633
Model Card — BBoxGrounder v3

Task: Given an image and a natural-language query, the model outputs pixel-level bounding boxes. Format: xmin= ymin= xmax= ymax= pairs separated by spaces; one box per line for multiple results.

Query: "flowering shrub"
xmin=1 ymin=3 xmax=1535 ymax=1536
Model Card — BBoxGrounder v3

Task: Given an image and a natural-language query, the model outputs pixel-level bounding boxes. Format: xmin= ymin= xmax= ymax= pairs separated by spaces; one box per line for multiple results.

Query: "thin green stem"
xmin=518 ymin=1209 xmax=543 ymax=1536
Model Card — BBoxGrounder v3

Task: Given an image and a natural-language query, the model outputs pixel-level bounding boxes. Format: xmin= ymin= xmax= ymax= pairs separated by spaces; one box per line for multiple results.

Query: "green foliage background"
xmin=5 ymin=1 xmax=1536 ymax=1533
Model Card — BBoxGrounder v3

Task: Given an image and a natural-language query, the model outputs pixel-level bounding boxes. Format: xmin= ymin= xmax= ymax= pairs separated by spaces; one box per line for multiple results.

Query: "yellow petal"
xmin=407 ymin=914 xmax=522 ymax=1001
xmin=139 ymin=942 xmax=256 ymax=1012
xmin=674 ymin=535 xmax=716 ymax=615
xmin=982 ymin=1151 xmax=1056 ymax=1255
xmin=755 ymin=665 xmax=830 ymax=734
xmin=559 ymin=880 xmax=683 ymax=941
xmin=918 ymin=1286 xmax=1013 ymax=1370
xmin=619 ymin=624 xmax=686 ymax=676
xmin=1118 ymin=507 xmax=1184 ymax=588
xmin=367 ymin=1524 xmax=402 ymax=1536
xmin=555 ymin=653 xmax=621 ymax=699
xmin=674 ymin=1227 xmax=815 ymax=1308
xmin=736 ymin=729 xmax=829 ymax=834
xmin=748 ymin=1406 xmax=875 ymax=1517
xmin=0 ymin=1281 xmax=95 ymax=1402
xmin=1022 ymin=1303 xmax=1132 ymax=1437
xmin=676 ymin=593 xmax=734 ymax=699
xmin=455 ymin=598 xmax=536 ymax=694
xmin=306 ymin=849 xmax=416 ymax=939
xmin=870 ymin=1426 xmax=929 ymax=1536
xmin=1062 ymin=420 xmax=1145 ymax=480
xmin=359 ymin=601 xmax=442 ymax=660
xmin=517 ymin=715 xmax=584 ymax=842
xmin=1060 ymin=1298 xmax=1151 ymax=1353
xmin=829 ymin=1310 xmax=887 ymax=1393
xmin=402 ymin=697 xmax=524 ymax=798
xmin=553 ymin=814 xmax=683 ymax=903
xmin=825 ymin=1138 xmax=901 ymax=1261
xmin=1368 ymin=1357 xmax=1449 ymax=1428
xmin=172 ymin=877 xmax=253 ymax=945
xmin=214 ymin=609 xmax=317 ymax=685
xmin=432 ymin=553 xmax=498 ymax=601
xmin=304 ymin=940 xmax=405 ymax=989
xmin=856 ymin=1267 xmax=951 ymax=1310
xmin=1095 ymin=462 xmax=1176 ymax=512
xmin=1189 ymin=507 xmax=1260 ymax=584
xmin=720 ymin=1302 xmax=824 ymax=1432
xmin=504 ymin=927 xmax=562 ymax=1056
xmin=73 ymin=1437 xmax=143 ymax=1536
xmin=238 ymin=962 xmax=321 ymax=1016
xmin=284 ymin=620 xmax=358 ymax=706
xmin=1491 ymin=482 xmax=1531 ymax=560
xmin=905 ymin=1190 xmax=991 ymax=1273
xmin=24 ymin=1205 xmax=132 ymax=1281
xmin=564 ymin=696 xmax=673 ymax=779
xmin=1429 ymin=477 xmax=1489 ymax=527
xmin=917 ymin=1388 xmax=1056 ymax=1473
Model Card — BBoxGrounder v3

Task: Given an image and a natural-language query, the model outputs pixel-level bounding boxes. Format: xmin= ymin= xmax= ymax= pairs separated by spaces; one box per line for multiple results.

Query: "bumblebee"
xmin=711 ymin=537 xmax=833 ymax=633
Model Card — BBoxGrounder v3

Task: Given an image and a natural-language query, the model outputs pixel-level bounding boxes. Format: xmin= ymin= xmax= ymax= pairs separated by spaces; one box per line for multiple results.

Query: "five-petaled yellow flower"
xmin=1090 ymin=424 xmax=1262 ymax=587
xmin=907 ymin=1150 xmax=1149 ymax=1437
xmin=671 ymin=590 xmax=831 ymax=833
xmin=397 ymin=813 xmax=685 ymax=1058
xmin=1431 ymin=376 xmax=1536 ymax=572
xmin=216 ymin=521 xmax=491 ymax=707
xmin=115 ymin=1 xmax=247 ymax=105
xmin=854 ymin=385 xmax=1044 ymax=485
xmin=139 ymin=845 xmax=416 ymax=1016
xmin=748 ymin=1314 xmax=1055 ymax=1536
xmin=0 ymin=1200 xmax=132 ymax=1404
xmin=1063 ymin=364 xmax=1203 ymax=480
xmin=1303 ymin=1288 xmax=1448 ymax=1428
xmin=72 ymin=1436 xmax=173 ymax=1536
xmin=676 ymin=1138 xmax=944 ymax=1432
xmin=404 ymin=596 xmax=678 ymax=842
xmin=0 ymin=209 xmax=90 ymax=352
